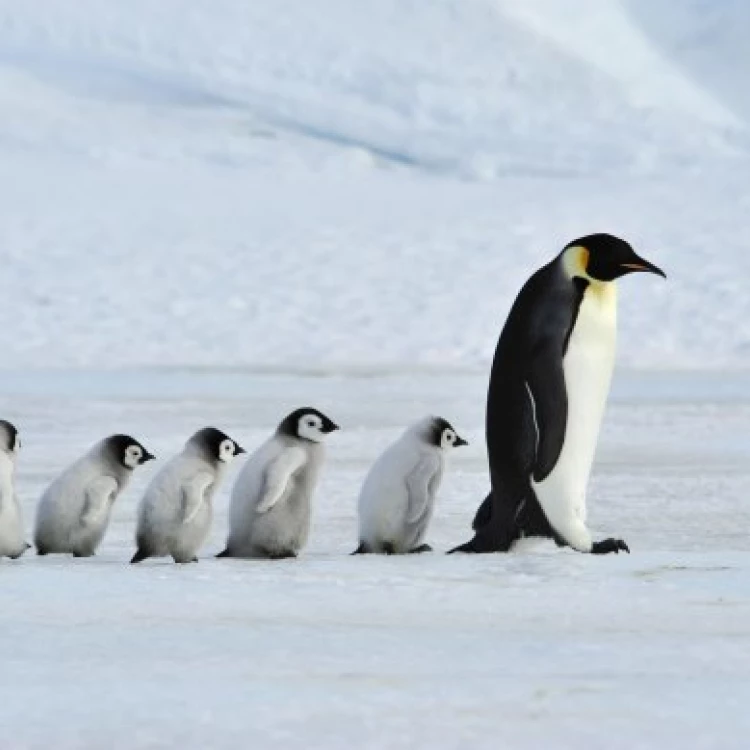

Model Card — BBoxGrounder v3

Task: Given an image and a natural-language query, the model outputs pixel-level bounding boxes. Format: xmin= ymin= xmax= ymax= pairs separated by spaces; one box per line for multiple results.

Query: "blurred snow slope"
xmin=0 ymin=0 xmax=749 ymax=370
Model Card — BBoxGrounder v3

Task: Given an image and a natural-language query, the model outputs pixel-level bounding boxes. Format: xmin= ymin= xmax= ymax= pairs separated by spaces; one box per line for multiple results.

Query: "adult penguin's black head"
xmin=563 ymin=233 xmax=667 ymax=282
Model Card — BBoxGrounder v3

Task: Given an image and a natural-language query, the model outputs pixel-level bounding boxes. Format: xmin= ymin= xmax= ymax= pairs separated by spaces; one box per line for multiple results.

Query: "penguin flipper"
xmin=526 ymin=347 xmax=568 ymax=483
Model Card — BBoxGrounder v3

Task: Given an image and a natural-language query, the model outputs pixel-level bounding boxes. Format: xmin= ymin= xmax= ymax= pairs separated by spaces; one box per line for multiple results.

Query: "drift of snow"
xmin=0 ymin=0 xmax=749 ymax=371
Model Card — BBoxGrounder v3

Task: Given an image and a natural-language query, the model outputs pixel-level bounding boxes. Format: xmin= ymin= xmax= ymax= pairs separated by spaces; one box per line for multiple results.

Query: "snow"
xmin=2 ymin=369 xmax=750 ymax=749
xmin=1 ymin=1 xmax=750 ymax=746
xmin=0 ymin=0 xmax=750 ymax=370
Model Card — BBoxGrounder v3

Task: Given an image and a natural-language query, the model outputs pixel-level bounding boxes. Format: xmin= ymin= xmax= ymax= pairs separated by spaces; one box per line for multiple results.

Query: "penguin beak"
xmin=235 ymin=445 xmax=246 ymax=455
xmin=143 ymin=451 xmax=156 ymax=463
xmin=323 ymin=421 xmax=340 ymax=434
xmin=620 ymin=254 xmax=667 ymax=279
xmin=454 ymin=436 xmax=469 ymax=447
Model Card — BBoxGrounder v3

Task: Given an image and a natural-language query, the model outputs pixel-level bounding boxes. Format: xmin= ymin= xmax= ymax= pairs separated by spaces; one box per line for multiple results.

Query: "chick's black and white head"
xmin=0 ymin=420 xmax=20 ymax=455
xmin=103 ymin=434 xmax=155 ymax=470
xmin=426 ymin=417 xmax=468 ymax=451
xmin=188 ymin=427 xmax=246 ymax=465
xmin=278 ymin=408 xmax=339 ymax=444
xmin=562 ymin=233 xmax=666 ymax=283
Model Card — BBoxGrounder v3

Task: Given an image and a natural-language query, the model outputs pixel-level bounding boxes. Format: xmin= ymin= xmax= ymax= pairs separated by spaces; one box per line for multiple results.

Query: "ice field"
xmin=2 ymin=369 xmax=750 ymax=749
xmin=2 ymin=0 xmax=750 ymax=747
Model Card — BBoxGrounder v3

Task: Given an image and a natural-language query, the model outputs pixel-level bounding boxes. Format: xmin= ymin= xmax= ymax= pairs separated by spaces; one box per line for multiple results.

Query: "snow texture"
xmin=0 ymin=0 xmax=749 ymax=371
xmin=1 ymin=1 xmax=750 ymax=747
xmin=2 ymin=369 xmax=750 ymax=749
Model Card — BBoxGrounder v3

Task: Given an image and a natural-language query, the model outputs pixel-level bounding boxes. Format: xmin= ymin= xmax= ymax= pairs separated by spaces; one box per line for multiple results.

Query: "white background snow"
xmin=1 ymin=1 xmax=749 ymax=748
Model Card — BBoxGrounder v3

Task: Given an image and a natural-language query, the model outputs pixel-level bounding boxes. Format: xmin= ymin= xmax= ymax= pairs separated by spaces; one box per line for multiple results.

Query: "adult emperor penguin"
xmin=217 ymin=407 xmax=338 ymax=559
xmin=131 ymin=427 xmax=245 ymax=564
xmin=0 ymin=421 xmax=30 ymax=560
xmin=353 ymin=416 xmax=467 ymax=554
xmin=450 ymin=233 xmax=666 ymax=555
xmin=34 ymin=434 xmax=154 ymax=557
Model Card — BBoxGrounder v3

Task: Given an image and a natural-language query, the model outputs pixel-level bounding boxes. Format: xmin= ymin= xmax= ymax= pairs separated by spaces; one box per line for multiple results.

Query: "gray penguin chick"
xmin=131 ymin=427 xmax=245 ymax=564
xmin=34 ymin=435 xmax=154 ymax=557
xmin=0 ymin=421 xmax=29 ymax=559
xmin=353 ymin=416 xmax=467 ymax=554
xmin=217 ymin=408 xmax=338 ymax=559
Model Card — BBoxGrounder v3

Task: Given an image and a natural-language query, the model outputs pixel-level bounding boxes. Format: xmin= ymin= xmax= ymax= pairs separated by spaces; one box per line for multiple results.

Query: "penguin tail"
xmin=215 ymin=547 xmax=232 ymax=559
xmin=130 ymin=549 xmax=150 ymax=564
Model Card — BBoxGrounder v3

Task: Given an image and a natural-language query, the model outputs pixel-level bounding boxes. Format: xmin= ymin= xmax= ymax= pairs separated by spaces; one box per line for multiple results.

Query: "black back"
xmin=452 ymin=256 xmax=587 ymax=552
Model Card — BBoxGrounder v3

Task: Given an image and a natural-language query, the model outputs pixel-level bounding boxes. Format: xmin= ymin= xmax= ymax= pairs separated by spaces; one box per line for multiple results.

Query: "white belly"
xmin=532 ymin=283 xmax=617 ymax=550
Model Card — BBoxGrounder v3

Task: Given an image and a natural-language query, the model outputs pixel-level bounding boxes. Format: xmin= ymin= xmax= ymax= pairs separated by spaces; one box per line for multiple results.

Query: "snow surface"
xmin=2 ymin=1 xmax=750 ymax=747
xmin=0 ymin=0 xmax=749 ymax=370
xmin=2 ymin=369 xmax=750 ymax=749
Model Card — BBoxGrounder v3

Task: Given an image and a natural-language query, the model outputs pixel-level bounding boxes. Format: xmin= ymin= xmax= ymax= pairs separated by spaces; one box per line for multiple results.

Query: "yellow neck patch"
xmin=562 ymin=245 xmax=590 ymax=279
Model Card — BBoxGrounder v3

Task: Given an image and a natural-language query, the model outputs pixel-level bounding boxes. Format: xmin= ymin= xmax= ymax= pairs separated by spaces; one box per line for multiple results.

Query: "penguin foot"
xmin=447 ymin=531 xmax=513 ymax=554
xmin=215 ymin=548 xmax=232 ymax=559
xmin=351 ymin=542 xmax=371 ymax=555
xmin=591 ymin=538 xmax=630 ymax=555
xmin=267 ymin=550 xmax=297 ymax=560
xmin=409 ymin=544 xmax=433 ymax=554
xmin=130 ymin=549 xmax=150 ymax=564
xmin=36 ymin=548 xmax=48 ymax=556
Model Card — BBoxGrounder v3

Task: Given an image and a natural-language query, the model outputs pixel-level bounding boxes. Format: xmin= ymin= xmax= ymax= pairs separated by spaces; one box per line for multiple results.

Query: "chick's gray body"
xmin=222 ymin=435 xmax=324 ymax=559
xmin=133 ymin=428 xmax=243 ymax=563
xmin=34 ymin=435 xmax=151 ymax=557
xmin=0 ymin=421 xmax=27 ymax=559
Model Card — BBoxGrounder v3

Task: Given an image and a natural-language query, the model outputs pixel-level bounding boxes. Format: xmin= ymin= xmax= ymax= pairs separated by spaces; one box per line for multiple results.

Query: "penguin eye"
xmin=307 ymin=420 xmax=315 ymax=428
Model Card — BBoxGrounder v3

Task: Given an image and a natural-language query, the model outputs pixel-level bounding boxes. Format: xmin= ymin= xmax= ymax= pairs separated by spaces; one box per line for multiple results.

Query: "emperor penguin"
xmin=450 ymin=233 xmax=666 ymax=555
xmin=354 ymin=416 xmax=467 ymax=554
xmin=34 ymin=434 xmax=154 ymax=557
xmin=131 ymin=427 xmax=245 ymax=564
xmin=217 ymin=407 xmax=338 ymax=559
xmin=0 ymin=420 xmax=29 ymax=560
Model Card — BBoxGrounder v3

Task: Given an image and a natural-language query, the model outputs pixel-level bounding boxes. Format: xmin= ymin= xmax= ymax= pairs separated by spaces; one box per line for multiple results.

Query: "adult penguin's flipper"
xmin=526 ymin=345 xmax=568 ymax=483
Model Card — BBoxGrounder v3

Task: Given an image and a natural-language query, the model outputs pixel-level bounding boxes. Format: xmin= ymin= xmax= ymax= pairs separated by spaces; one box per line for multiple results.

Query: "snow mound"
xmin=0 ymin=1 xmax=748 ymax=370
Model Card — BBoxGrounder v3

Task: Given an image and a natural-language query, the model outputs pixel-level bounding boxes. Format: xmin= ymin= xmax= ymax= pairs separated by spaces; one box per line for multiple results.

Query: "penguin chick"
xmin=353 ymin=416 xmax=467 ymax=554
xmin=217 ymin=408 xmax=338 ymax=560
xmin=34 ymin=435 xmax=154 ymax=557
xmin=0 ymin=421 xmax=29 ymax=560
xmin=131 ymin=428 xmax=245 ymax=564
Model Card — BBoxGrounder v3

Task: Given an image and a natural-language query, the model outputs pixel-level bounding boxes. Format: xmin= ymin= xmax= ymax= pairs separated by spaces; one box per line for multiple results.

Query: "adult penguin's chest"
xmin=536 ymin=283 xmax=618 ymax=518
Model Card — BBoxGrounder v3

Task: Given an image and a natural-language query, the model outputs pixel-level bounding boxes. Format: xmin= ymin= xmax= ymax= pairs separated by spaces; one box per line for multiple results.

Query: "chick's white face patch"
xmin=219 ymin=439 xmax=237 ymax=463
xmin=124 ymin=444 xmax=143 ymax=469
xmin=440 ymin=428 xmax=457 ymax=450
xmin=298 ymin=414 xmax=325 ymax=443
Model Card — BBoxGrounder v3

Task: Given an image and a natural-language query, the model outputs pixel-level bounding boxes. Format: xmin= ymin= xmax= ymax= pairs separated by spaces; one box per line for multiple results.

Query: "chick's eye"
xmin=307 ymin=420 xmax=315 ymax=427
